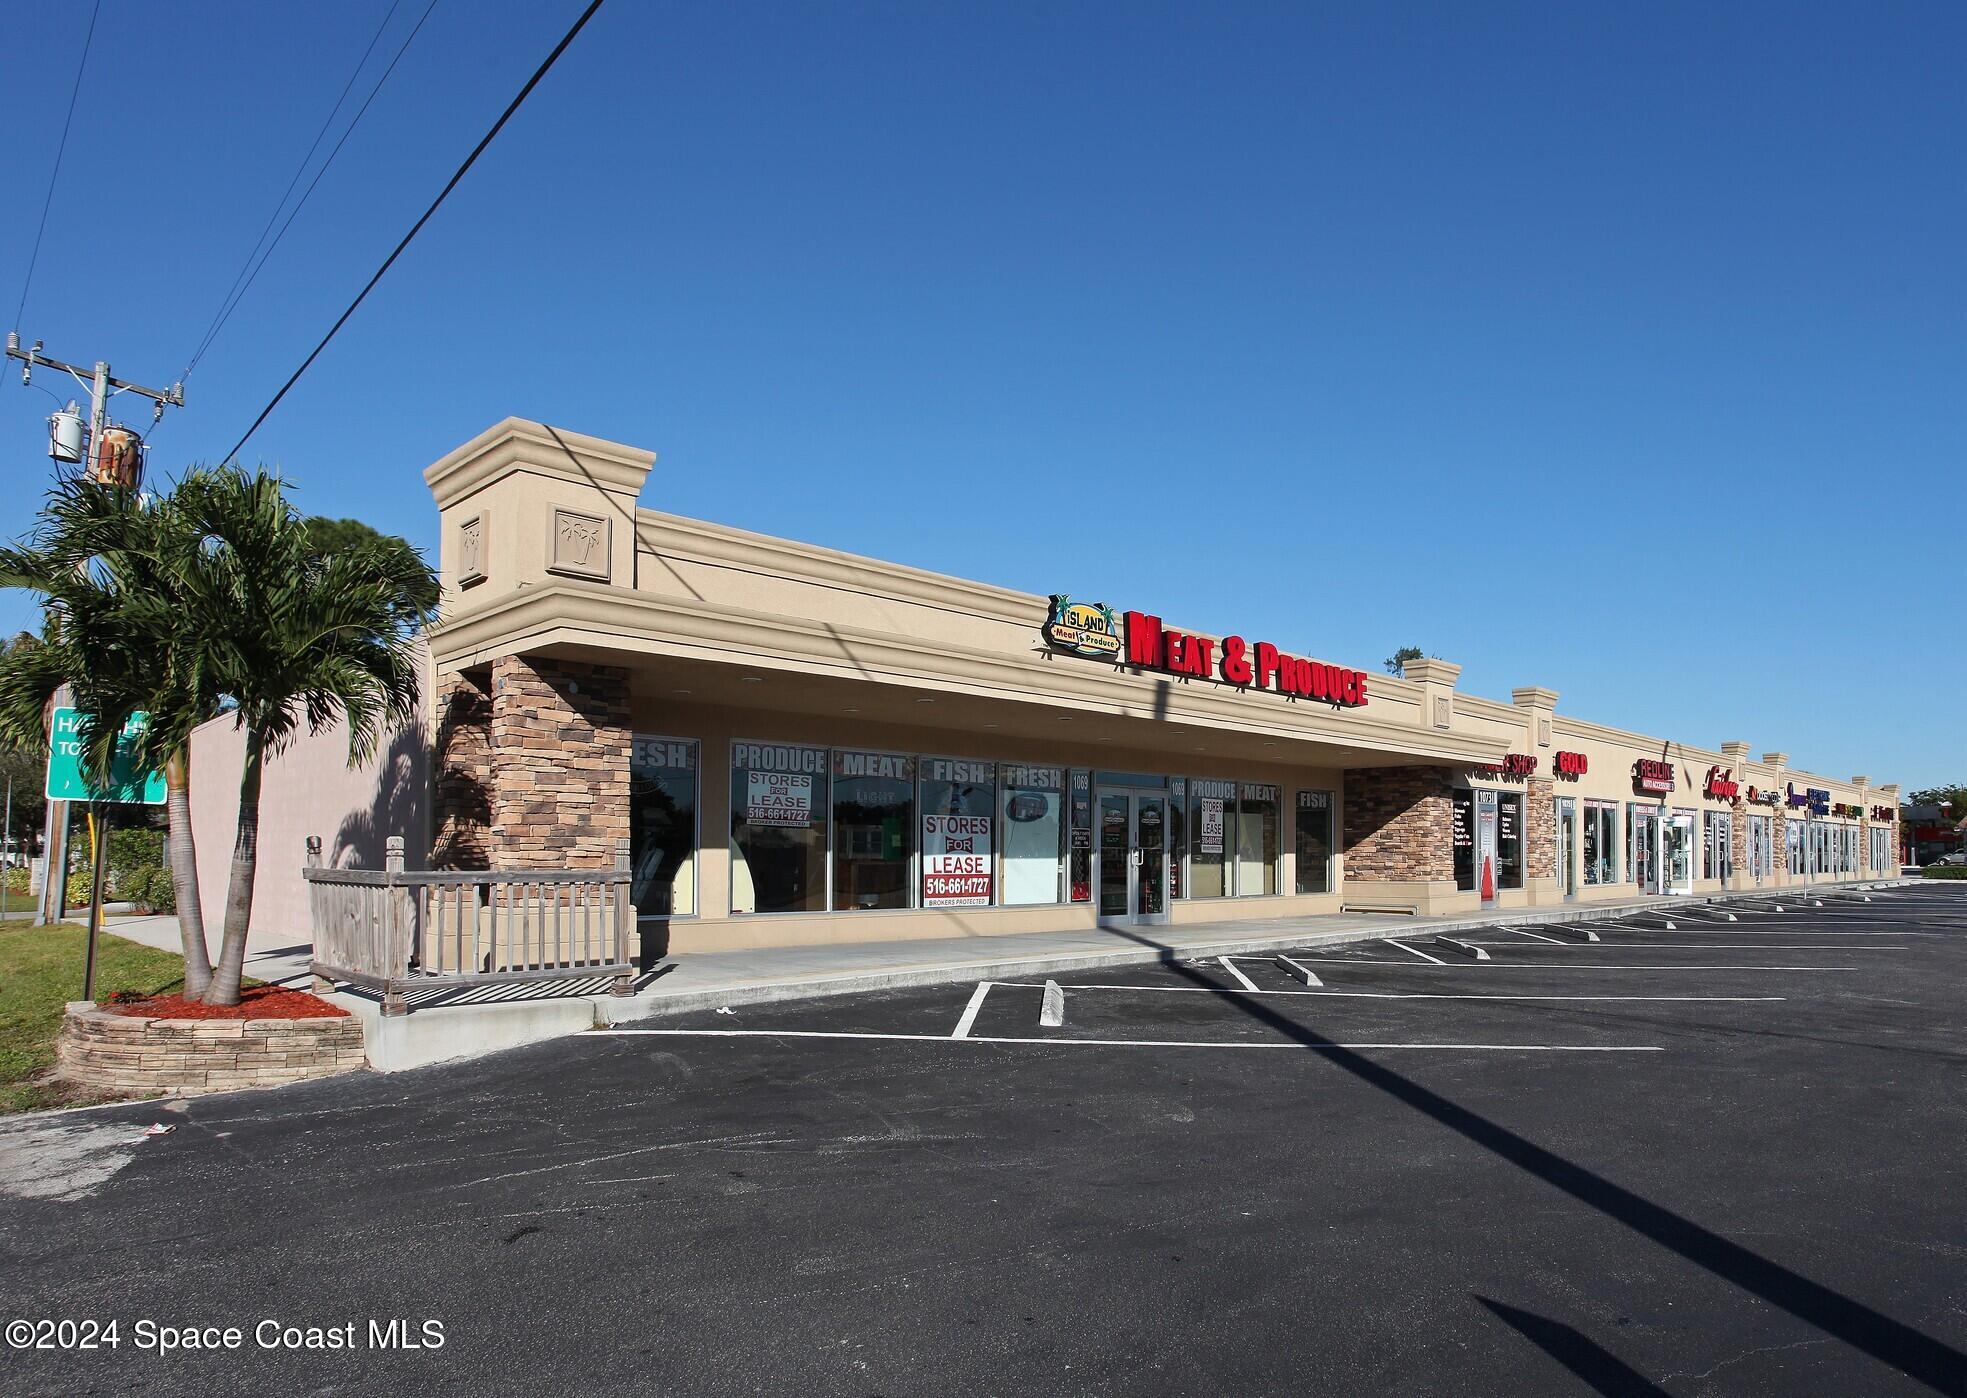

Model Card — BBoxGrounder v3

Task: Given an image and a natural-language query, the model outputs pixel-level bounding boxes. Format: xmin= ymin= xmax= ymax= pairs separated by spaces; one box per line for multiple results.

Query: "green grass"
xmin=1 ymin=889 xmax=38 ymax=914
xmin=0 ymin=922 xmax=189 ymax=1115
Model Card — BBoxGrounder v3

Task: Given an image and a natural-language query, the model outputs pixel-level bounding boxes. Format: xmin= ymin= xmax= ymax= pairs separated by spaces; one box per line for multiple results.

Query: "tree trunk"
xmin=163 ymin=749 xmax=214 ymax=999
xmin=204 ymin=734 xmax=264 ymax=1007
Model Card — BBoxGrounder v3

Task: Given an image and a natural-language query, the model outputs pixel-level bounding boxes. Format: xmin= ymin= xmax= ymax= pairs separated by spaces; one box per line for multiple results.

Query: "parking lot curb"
xmin=347 ymin=879 xmax=1921 ymax=1065
xmin=596 ymin=879 xmax=1909 ymax=1029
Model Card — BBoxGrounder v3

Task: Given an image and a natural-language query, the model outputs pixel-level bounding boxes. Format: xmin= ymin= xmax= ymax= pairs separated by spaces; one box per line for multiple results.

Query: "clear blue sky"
xmin=4 ymin=1 xmax=1961 ymax=790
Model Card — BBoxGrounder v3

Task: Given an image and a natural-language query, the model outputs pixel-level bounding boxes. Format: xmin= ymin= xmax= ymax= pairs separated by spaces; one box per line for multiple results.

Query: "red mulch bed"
xmin=107 ymin=986 xmax=349 ymax=1020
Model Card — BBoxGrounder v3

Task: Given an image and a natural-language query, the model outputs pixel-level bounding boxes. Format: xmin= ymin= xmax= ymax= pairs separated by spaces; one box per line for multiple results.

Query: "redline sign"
xmin=1123 ymin=612 xmax=1368 ymax=708
xmin=1632 ymin=759 xmax=1675 ymax=794
xmin=1553 ymin=750 xmax=1588 ymax=778
xmin=1704 ymin=766 xmax=1740 ymax=801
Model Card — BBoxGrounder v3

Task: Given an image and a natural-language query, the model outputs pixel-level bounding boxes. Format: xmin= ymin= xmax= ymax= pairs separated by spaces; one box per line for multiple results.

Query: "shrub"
xmin=4 ymin=865 xmax=28 ymax=894
xmin=1922 ymin=865 xmax=1967 ymax=880
xmin=66 ymin=869 xmax=96 ymax=905
xmin=129 ymin=866 xmax=177 ymax=914
xmin=108 ymin=827 xmax=166 ymax=894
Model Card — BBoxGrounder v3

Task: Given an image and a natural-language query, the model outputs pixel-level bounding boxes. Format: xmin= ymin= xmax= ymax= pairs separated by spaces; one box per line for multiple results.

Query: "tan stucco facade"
xmin=419 ymin=419 xmax=1900 ymax=955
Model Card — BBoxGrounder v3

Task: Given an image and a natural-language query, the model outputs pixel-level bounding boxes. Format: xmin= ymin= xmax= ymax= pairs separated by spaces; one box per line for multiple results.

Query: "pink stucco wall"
xmin=188 ymin=707 xmax=428 ymax=944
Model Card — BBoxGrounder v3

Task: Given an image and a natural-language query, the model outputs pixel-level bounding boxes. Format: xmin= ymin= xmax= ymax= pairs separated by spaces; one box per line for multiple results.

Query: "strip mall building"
xmin=423 ymin=419 xmax=1900 ymax=954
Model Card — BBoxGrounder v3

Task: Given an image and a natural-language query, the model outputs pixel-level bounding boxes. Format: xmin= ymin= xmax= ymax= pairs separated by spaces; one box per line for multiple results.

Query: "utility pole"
xmin=7 ymin=331 xmax=184 ymax=924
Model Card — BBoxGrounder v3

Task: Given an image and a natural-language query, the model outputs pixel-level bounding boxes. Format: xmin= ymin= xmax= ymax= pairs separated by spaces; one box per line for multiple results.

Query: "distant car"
xmin=1927 ymin=851 xmax=1967 ymax=867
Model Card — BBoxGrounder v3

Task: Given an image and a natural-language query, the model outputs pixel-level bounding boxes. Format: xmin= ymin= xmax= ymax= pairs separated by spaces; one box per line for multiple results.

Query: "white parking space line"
xmin=600 ymin=1029 xmax=1665 ymax=1053
xmin=950 ymin=982 xmax=991 ymax=1039
xmin=1519 ymin=943 xmax=1908 ymax=951
xmin=1219 ymin=956 xmax=1262 ymax=992
xmin=1273 ymin=959 xmax=1859 ymax=970
xmin=1388 ymin=940 xmax=1448 ymax=964
xmin=1615 ymin=930 xmax=1930 ymax=939
xmin=1504 ymin=926 xmax=1568 ymax=944
xmin=993 ymin=982 xmax=1780 ymax=1002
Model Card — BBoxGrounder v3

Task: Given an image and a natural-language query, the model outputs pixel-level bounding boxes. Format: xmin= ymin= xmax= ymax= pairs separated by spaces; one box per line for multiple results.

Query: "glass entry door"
xmin=1097 ymin=791 xmax=1171 ymax=925
xmin=1631 ymin=808 xmax=1660 ymax=894
xmin=1555 ymin=798 xmax=1578 ymax=899
xmin=1665 ymin=814 xmax=1695 ymax=894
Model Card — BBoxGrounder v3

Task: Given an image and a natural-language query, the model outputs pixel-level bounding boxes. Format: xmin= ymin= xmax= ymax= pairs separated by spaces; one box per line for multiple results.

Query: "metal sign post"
xmin=42 ymin=709 xmax=164 ymax=1001
xmin=81 ymin=804 xmax=109 ymax=1003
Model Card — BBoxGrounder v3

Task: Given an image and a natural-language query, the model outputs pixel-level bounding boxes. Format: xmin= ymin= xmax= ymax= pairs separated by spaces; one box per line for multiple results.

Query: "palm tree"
xmin=0 ymin=468 xmax=433 ymax=1006
xmin=168 ymin=468 xmax=430 ymax=1004
xmin=0 ymin=480 xmax=220 ymax=996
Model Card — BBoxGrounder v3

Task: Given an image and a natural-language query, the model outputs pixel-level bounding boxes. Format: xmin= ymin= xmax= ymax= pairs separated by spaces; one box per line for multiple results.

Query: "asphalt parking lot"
xmin=2 ymin=883 xmax=1963 ymax=1396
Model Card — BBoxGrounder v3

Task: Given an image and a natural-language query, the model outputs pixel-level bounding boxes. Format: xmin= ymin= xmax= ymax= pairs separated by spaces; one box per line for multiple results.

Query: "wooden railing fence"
xmin=305 ymin=836 xmax=635 ymax=1015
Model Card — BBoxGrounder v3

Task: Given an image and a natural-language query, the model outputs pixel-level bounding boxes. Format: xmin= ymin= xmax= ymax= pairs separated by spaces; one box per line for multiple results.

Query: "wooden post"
xmin=382 ymin=836 xmax=408 ymax=1016
xmin=305 ymin=836 xmax=336 ymax=998
xmin=610 ymin=837 xmax=634 ymax=996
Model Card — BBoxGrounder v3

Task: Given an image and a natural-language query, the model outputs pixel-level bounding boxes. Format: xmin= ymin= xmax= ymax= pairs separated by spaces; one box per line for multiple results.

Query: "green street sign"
xmin=45 ymin=707 xmax=167 ymax=805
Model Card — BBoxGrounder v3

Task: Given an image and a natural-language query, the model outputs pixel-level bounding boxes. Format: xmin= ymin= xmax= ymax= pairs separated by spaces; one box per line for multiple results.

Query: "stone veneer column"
xmin=1720 ymin=741 xmax=1751 ymax=890
xmin=1852 ymin=776 xmax=1872 ymax=876
xmin=488 ymin=654 xmax=631 ymax=868
xmin=432 ymin=668 xmax=493 ymax=869
xmin=1526 ymin=777 xmax=1555 ymax=881
xmin=1511 ymin=687 xmax=1559 ymax=901
xmin=1762 ymin=752 xmax=1789 ymax=885
xmin=1342 ymin=766 xmax=1455 ymax=884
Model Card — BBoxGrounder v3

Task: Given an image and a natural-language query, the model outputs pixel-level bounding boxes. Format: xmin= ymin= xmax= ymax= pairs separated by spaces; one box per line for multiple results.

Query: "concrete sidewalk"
xmin=98 ymin=914 xmax=315 ymax=989
xmin=347 ymin=880 xmax=1913 ymax=1071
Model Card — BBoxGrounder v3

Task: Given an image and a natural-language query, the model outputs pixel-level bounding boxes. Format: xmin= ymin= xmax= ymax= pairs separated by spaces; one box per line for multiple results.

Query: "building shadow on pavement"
xmin=1095 ymin=924 xmax=1966 ymax=1395
xmin=1475 ymin=1297 xmax=1672 ymax=1397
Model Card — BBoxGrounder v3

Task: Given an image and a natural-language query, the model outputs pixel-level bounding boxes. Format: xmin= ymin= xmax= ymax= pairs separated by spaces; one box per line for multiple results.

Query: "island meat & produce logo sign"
xmin=1042 ymin=595 xmax=1122 ymax=659
xmin=1039 ymin=597 xmax=1369 ymax=709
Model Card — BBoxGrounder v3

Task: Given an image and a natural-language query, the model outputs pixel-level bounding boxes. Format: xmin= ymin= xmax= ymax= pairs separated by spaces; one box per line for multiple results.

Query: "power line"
xmin=222 ymin=0 xmax=609 ymax=467
xmin=14 ymin=0 xmax=103 ymax=331
xmin=177 ymin=0 xmax=410 ymax=381
xmin=178 ymin=0 xmax=433 ymax=385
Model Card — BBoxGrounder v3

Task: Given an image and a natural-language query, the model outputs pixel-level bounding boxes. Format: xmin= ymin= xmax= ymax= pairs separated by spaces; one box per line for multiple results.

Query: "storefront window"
xmin=730 ymin=741 xmax=828 ymax=915
xmin=630 ymin=737 xmax=697 ymax=917
xmin=919 ymin=758 xmax=994 ymax=909
xmin=1295 ymin=790 xmax=1334 ymax=894
xmin=1497 ymin=792 xmax=1523 ymax=889
xmin=1237 ymin=784 xmax=1280 ymax=896
xmin=999 ymin=764 xmax=1064 ymax=905
xmin=832 ymin=750 xmax=914 ymax=911
xmin=1703 ymin=811 xmax=1733 ymax=881
xmin=1188 ymin=779 xmax=1235 ymax=897
xmin=1583 ymin=801 xmax=1618 ymax=885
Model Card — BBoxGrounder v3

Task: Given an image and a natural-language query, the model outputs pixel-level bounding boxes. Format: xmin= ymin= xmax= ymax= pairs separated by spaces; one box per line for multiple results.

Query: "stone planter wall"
xmin=56 ymin=1003 xmax=367 ymax=1097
